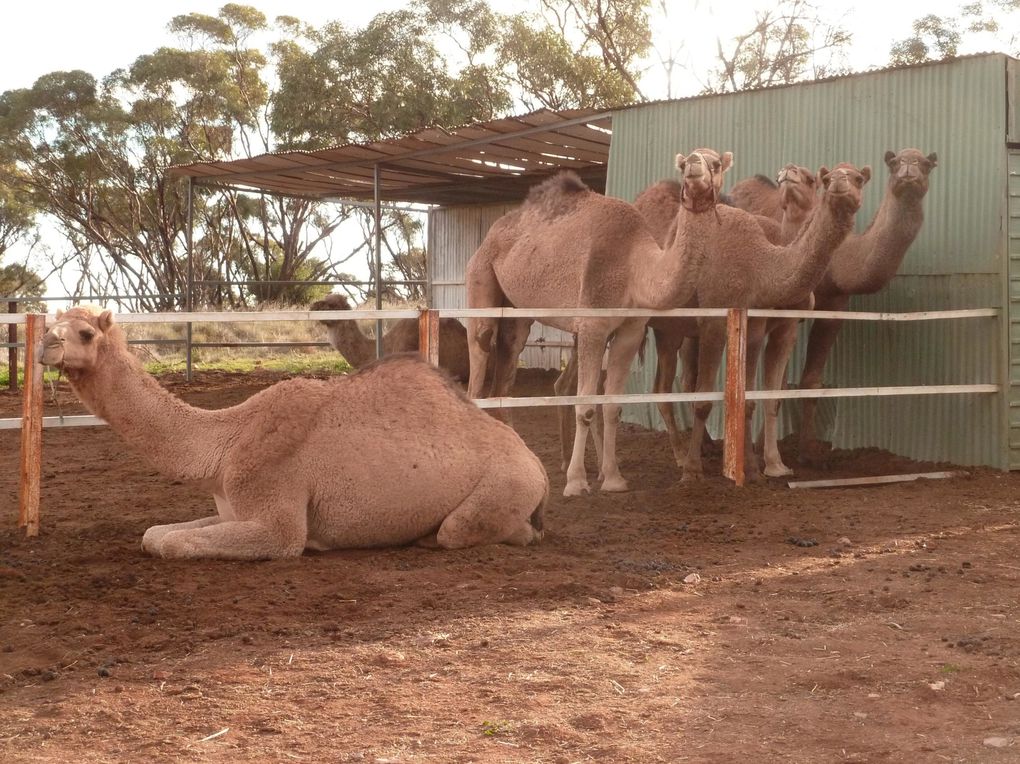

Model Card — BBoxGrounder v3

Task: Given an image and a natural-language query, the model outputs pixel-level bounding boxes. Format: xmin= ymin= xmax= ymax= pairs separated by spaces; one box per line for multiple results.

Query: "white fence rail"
xmin=6 ymin=306 xmax=1000 ymax=534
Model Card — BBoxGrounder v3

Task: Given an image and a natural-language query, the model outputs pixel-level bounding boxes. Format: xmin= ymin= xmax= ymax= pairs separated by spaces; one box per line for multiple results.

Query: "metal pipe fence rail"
xmin=6 ymin=306 xmax=1000 ymax=536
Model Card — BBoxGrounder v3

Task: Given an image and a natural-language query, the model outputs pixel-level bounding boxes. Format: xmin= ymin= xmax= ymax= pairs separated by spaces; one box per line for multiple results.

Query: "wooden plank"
xmin=723 ymin=308 xmax=748 ymax=486
xmin=747 ymin=308 xmax=999 ymax=320
xmin=418 ymin=309 xmax=440 ymax=367
xmin=787 ymin=471 xmax=965 ymax=489
xmin=746 ymin=384 xmax=999 ymax=399
xmin=18 ymin=314 xmax=43 ymax=537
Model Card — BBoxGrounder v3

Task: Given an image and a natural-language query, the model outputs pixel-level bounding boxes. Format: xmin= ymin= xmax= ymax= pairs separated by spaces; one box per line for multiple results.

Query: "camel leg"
xmin=564 ymin=328 xmax=610 ymax=497
xmin=142 ymin=515 xmax=220 ymax=556
xmin=555 ymin=343 xmax=579 ymax=472
xmin=490 ymin=318 xmax=533 ymax=426
xmin=798 ymin=295 xmax=849 ymax=463
xmin=760 ymin=318 xmax=800 ymax=477
xmin=467 ymin=315 xmax=497 ymax=400
xmin=653 ymin=326 xmax=685 ymax=468
xmin=741 ymin=319 xmax=767 ymax=482
xmin=430 ymin=467 xmax=546 ymax=549
xmin=598 ymin=319 xmax=648 ymax=492
xmin=683 ymin=318 xmax=726 ymax=481
xmin=681 ymin=336 xmax=720 ymax=455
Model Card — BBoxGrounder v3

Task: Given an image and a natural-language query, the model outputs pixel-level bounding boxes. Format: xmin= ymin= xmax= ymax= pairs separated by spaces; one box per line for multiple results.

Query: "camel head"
xmin=674 ymin=148 xmax=733 ymax=212
xmin=309 ymin=293 xmax=353 ymax=326
xmin=777 ymin=164 xmax=819 ymax=214
xmin=817 ymin=162 xmax=871 ymax=214
xmin=38 ymin=307 xmax=117 ymax=373
xmin=884 ymin=148 xmax=938 ymax=200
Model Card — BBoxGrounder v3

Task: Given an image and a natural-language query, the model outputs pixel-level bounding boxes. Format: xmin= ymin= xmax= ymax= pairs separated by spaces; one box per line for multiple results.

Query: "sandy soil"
xmin=1 ymin=367 xmax=1019 ymax=763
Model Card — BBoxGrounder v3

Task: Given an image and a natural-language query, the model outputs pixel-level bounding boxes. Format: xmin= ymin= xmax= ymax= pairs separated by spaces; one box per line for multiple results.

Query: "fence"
xmin=4 ymin=306 xmax=1000 ymax=536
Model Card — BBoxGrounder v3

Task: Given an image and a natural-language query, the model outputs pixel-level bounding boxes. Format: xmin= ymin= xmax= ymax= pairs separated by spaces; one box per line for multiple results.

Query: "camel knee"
xmin=744 ymin=401 xmax=756 ymax=419
xmin=693 ymin=401 xmax=713 ymax=421
xmin=603 ymin=403 xmax=621 ymax=427
xmin=575 ymin=406 xmax=596 ymax=427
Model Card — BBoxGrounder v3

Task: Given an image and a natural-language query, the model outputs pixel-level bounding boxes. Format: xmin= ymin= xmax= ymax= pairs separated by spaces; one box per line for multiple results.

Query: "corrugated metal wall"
xmin=427 ymin=203 xmax=572 ymax=370
xmin=608 ymin=54 xmax=1013 ymax=468
xmin=1007 ymin=150 xmax=1020 ymax=468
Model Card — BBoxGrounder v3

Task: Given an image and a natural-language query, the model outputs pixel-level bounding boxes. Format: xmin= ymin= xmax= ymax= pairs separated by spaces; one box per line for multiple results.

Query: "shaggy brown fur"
xmin=39 ymin=308 xmax=548 ymax=560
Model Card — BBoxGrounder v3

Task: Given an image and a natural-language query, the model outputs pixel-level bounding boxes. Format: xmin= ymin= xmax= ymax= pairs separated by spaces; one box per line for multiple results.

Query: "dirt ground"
xmin=2 ymin=366 xmax=1020 ymax=763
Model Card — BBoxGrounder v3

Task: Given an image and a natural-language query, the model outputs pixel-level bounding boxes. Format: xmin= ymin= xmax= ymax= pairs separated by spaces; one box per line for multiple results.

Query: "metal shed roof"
xmin=167 ymin=107 xmax=613 ymax=206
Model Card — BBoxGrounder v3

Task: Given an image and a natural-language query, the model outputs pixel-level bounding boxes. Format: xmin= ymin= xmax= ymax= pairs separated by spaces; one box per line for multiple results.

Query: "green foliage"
xmin=889 ymin=14 xmax=961 ymax=65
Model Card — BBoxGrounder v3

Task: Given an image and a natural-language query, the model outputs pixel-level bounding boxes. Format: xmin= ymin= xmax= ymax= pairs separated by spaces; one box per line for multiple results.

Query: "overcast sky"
xmin=1 ymin=0 xmax=1005 ymax=96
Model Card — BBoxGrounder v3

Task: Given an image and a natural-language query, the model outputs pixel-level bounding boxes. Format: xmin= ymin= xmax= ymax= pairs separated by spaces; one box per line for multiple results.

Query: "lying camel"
xmin=39 ymin=308 xmax=548 ymax=560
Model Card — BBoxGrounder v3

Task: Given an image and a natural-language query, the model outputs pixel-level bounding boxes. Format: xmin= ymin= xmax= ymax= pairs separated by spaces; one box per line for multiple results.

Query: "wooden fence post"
xmin=418 ymin=308 xmax=440 ymax=367
xmin=18 ymin=313 xmax=44 ymax=537
xmin=723 ymin=308 xmax=747 ymax=487
xmin=6 ymin=300 xmax=16 ymax=392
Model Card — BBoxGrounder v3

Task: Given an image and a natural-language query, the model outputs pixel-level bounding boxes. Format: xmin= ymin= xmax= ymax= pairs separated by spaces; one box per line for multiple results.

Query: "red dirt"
xmin=2 ymin=368 xmax=1019 ymax=762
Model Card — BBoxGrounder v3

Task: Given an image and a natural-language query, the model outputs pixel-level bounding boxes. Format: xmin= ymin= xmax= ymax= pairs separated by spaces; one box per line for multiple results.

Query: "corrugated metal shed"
xmin=608 ymin=53 xmax=1015 ymax=468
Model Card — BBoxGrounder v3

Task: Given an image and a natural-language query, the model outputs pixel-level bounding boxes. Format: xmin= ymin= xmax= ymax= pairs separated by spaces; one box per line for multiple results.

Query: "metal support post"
xmin=723 ymin=308 xmax=748 ymax=486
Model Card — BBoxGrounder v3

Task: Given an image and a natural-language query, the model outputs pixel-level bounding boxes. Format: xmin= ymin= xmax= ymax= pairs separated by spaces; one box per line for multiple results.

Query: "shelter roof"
xmin=167 ymin=107 xmax=613 ymax=206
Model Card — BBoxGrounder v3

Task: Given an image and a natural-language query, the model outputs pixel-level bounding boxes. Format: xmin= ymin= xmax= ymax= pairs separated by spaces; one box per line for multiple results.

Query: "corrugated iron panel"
xmin=428 ymin=203 xmax=571 ymax=370
xmin=611 ymin=54 xmax=1013 ymax=468
xmin=1007 ymin=150 xmax=1020 ymax=467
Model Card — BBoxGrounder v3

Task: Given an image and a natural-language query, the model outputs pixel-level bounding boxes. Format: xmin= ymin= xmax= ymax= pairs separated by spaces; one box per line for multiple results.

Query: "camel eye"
xmin=79 ymin=329 xmax=95 ymax=343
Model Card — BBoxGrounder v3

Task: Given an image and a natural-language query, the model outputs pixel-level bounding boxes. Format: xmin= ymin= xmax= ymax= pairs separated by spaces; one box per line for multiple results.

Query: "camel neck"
xmin=67 ymin=344 xmax=232 ymax=482
xmin=767 ymin=195 xmax=856 ymax=307
xmin=635 ymin=206 xmax=717 ymax=310
xmin=843 ymin=190 xmax=925 ymax=294
xmin=325 ymin=321 xmax=377 ymax=367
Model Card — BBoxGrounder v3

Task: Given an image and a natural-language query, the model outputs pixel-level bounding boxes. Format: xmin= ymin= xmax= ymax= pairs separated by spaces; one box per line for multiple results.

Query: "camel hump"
xmin=525 ymin=171 xmax=591 ymax=217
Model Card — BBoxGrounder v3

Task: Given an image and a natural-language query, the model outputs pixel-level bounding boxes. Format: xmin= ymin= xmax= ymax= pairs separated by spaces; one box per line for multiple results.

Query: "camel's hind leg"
xmin=599 ymin=319 xmax=649 ymax=493
xmin=555 ymin=341 xmax=603 ymax=474
xmin=490 ymin=317 xmax=532 ymax=425
xmin=431 ymin=466 xmax=548 ymax=549
xmin=798 ymin=295 xmax=849 ymax=463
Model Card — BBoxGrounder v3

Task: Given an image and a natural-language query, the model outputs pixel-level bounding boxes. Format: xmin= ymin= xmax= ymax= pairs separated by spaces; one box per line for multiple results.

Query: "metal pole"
xmin=18 ymin=313 xmax=44 ymax=536
xmin=186 ymin=177 xmax=195 ymax=382
xmin=373 ymin=163 xmax=384 ymax=359
xmin=7 ymin=300 xmax=17 ymax=392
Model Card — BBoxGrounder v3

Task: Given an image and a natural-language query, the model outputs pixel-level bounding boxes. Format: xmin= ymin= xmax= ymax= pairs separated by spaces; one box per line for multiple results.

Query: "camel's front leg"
xmin=555 ymin=342 xmax=579 ymax=472
xmin=683 ymin=318 xmax=726 ymax=481
xmin=652 ymin=326 xmax=685 ymax=468
xmin=564 ymin=328 xmax=609 ymax=497
xmin=598 ymin=319 xmax=649 ymax=492
xmin=142 ymin=516 xmax=221 ymax=556
xmin=154 ymin=486 xmax=308 ymax=560
xmin=760 ymin=318 xmax=800 ymax=477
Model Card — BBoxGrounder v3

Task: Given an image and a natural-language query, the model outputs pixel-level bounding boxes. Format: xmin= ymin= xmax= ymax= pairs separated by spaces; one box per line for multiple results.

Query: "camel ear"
xmin=860 ymin=165 xmax=872 ymax=184
xmin=720 ymin=152 xmax=734 ymax=173
xmin=884 ymin=150 xmax=897 ymax=168
xmin=55 ymin=309 xmax=64 ymax=320
xmin=97 ymin=310 xmax=114 ymax=332
xmin=675 ymin=153 xmax=686 ymax=172
xmin=926 ymin=152 xmax=938 ymax=168
xmin=817 ymin=166 xmax=831 ymax=187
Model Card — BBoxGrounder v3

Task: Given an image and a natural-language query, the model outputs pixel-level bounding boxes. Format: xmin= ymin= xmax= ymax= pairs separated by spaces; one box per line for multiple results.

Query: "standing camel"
xmin=636 ymin=164 xmax=822 ymax=476
xmin=798 ymin=148 xmax=938 ymax=462
xmin=466 ymin=149 xmax=733 ymax=497
xmin=676 ymin=162 xmax=870 ymax=481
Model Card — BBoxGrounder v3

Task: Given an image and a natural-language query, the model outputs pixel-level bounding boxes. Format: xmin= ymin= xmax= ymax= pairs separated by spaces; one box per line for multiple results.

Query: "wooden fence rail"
xmin=5 ymin=306 xmax=1001 ymax=535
